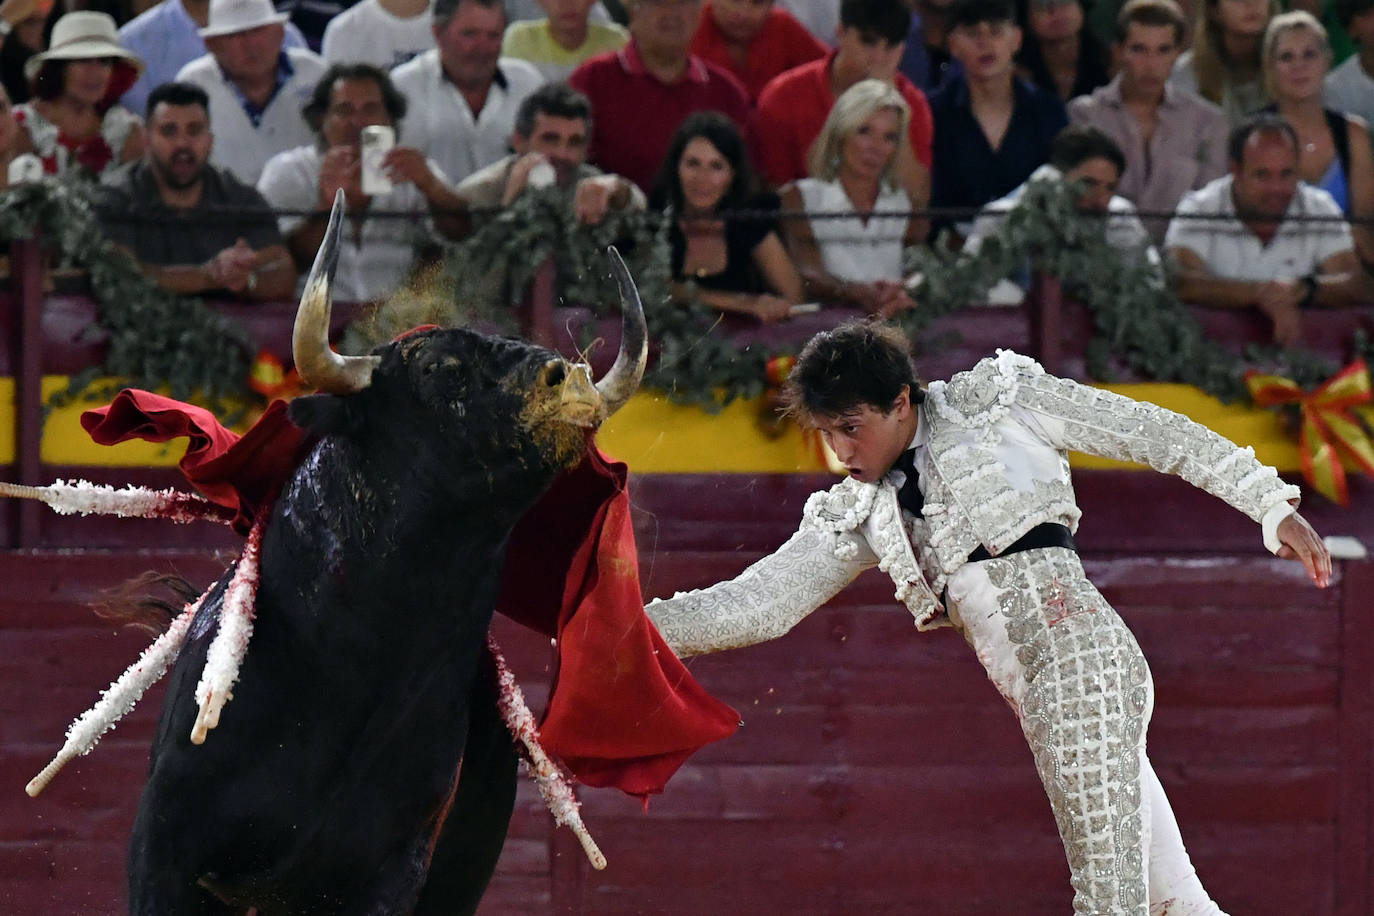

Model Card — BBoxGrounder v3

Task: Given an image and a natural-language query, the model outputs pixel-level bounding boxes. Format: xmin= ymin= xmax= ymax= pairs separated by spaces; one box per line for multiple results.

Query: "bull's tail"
xmin=92 ymin=572 xmax=203 ymax=635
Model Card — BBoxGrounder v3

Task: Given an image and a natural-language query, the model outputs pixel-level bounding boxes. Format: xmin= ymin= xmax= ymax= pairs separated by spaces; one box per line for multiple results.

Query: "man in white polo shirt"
xmin=390 ymin=0 xmax=543 ymax=184
xmin=175 ymin=0 xmax=327 ymax=184
xmin=1165 ymin=114 xmax=1368 ymax=347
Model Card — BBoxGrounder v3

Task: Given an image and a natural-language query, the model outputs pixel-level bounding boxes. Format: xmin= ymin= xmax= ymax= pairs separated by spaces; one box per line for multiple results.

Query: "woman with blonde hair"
xmin=14 ymin=11 xmax=144 ymax=180
xmin=1170 ymin=0 xmax=1278 ymax=124
xmin=780 ymin=79 xmax=920 ymax=318
xmin=1261 ymin=10 xmax=1374 ymax=223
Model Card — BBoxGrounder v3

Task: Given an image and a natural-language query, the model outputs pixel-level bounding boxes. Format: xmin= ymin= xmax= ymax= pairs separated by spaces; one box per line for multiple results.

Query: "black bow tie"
xmin=892 ymin=448 xmax=924 ymax=517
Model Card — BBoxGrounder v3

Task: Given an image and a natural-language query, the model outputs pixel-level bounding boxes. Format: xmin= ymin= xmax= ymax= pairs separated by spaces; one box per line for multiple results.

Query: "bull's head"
xmin=291 ymin=191 xmax=647 ymax=470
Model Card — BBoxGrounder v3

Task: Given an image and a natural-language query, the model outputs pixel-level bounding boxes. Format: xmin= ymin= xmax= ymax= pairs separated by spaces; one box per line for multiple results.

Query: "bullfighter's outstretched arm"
xmin=645 ymin=525 xmax=875 ymax=658
xmin=996 ymin=353 xmax=1330 ymax=583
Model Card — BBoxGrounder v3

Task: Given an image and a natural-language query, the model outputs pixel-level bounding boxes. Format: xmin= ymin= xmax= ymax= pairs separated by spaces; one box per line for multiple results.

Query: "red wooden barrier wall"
xmin=1 ymin=471 xmax=1371 ymax=914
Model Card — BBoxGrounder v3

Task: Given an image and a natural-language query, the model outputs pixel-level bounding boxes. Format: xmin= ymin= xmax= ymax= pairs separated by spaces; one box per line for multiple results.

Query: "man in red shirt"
xmin=754 ymin=0 xmax=933 ymax=218
xmin=689 ymin=0 xmax=827 ymax=102
xmin=569 ymin=0 xmax=750 ymax=192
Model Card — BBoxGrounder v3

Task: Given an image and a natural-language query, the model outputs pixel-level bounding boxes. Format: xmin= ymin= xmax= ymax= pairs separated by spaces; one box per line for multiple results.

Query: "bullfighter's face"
xmin=812 ymin=388 xmax=919 ymax=484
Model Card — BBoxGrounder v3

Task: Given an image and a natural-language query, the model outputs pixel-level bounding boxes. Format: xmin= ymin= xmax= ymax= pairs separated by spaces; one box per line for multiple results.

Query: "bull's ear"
xmin=288 ymin=394 xmax=363 ymax=437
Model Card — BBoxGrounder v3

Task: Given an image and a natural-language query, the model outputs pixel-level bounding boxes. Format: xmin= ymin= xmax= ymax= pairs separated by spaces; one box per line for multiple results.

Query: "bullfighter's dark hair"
xmin=433 ymin=0 xmax=503 ymax=27
xmin=1115 ymin=0 xmax=1188 ymax=46
xmin=649 ymin=111 xmax=759 ymax=214
xmin=782 ymin=320 xmax=925 ymax=423
xmin=1227 ymin=113 xmax=1299 ymax=165
xmin=948 ymin=0 xmax=1017 ymax=31
xmin=145 ymin=81 xmax=210 ymax=120
xmin=1049 ymin=124 xmax=1126 ymax=177
xmin=302 ymin=63 xmax=408 ymax=136
xmin=840 ymin=0 xmax=911 ymax=45
xmin=513 ymin=82 xmax=593 ymax=139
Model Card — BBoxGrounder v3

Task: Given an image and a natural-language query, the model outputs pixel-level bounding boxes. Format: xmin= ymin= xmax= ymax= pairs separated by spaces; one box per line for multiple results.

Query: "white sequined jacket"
xmin=647 ymin=351 xmax=1301 ymax=657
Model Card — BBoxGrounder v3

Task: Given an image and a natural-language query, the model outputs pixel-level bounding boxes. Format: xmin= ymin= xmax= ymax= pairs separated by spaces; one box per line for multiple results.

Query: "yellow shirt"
xmin=501 ymin=20 xmax=629 ymax=83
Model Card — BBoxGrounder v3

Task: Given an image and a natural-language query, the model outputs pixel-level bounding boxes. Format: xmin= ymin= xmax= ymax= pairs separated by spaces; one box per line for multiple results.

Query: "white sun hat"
xmin=24 ymin=11 xmax=145 ymax=82
xmin=198 ymin=0 xmax=291 ymax=39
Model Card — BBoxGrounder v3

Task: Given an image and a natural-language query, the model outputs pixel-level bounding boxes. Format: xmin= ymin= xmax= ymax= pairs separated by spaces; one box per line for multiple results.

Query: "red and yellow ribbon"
xmin=1245 ymin=360 xmax=1374 ymax=505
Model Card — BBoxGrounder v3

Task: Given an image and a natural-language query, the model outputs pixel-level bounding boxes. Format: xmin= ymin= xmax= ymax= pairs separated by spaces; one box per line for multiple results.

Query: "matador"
xmin=644 ymin=323 xmax=1331 ymax=915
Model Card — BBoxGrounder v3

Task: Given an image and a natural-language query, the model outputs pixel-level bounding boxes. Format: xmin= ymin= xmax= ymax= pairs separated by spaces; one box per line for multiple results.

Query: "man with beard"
xmin=257 ymin=62 xmax=466 ymax=303
xmin=453 ymin=82 xmax=643 ymax=233
xmin=97 ymin=81 xmax=296 ymax=301
xmin=1165 ymin=114 xmax=1369 ymax=347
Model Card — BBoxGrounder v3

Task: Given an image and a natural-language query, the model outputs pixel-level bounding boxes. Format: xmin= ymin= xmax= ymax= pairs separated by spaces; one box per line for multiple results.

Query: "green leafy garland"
xmin=903 ymin=174 xmax=1361 ymax=400
xmin=0 ymin=178 xmax=257 ymax=417
xmin=7 ymin=175 xmax=1367 ymax=425
xmin=346 ymin=185 xmax=776 ymax=411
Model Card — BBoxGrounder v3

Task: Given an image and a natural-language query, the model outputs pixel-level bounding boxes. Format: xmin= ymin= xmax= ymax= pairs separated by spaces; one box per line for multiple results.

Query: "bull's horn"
xmin=594 ymin=247 xmax=647 ymax=416
xmin=292 ymin=189 xmax=380 ymax=394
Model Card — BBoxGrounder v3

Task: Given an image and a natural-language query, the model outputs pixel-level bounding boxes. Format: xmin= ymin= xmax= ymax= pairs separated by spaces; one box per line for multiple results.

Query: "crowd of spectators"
xmin=0 ymin=0 xmax=1366 ymax=343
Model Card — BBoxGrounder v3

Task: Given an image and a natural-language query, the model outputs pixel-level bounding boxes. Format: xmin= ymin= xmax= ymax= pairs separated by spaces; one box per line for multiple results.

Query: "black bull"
xmin=129 ymin=196 xmax=648 ymax=914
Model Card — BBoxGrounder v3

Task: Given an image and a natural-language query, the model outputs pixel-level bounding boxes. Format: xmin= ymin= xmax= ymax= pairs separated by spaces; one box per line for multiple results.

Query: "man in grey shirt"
xmin=1068 ymin=0 xmax=1228 ymax=242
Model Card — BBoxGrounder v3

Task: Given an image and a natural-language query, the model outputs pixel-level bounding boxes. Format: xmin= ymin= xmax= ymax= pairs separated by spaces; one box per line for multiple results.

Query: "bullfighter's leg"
xmin=1144 ymin=758 xmax=1226 ymax=915
xmin=413 ymin=646 xmax=520 ymax=916
xmin=946 ymin=548 xmax=1227 ymax=916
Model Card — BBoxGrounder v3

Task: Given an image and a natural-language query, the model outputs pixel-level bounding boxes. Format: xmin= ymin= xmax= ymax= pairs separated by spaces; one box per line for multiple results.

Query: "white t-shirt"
xmin=390 ymin=50 xmax=544 ymax=184
xmin=322 ymin=0 xmax=434 ymax=70
xmin=1164 ymin=175 xmax=1352 ymax=279
xmin=176 ymin=47 xmax=326 ymax=185
xmin=257 ymin=144 xmax=447 ymax=302
xmin=1325 ymin=56 xmax=1374 ymax=132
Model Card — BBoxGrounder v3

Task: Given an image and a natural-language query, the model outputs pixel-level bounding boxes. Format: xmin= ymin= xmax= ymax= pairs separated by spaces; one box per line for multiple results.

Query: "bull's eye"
xmin=541 ymin=362 xmax=566 ymax=388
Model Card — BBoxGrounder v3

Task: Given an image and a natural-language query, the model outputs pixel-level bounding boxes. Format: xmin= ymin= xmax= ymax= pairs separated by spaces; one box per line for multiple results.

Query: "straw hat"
xmin=198 ymin=0 xmax=290 ymax=39
xmin=24 ymin=11 xmax=144 ymax=82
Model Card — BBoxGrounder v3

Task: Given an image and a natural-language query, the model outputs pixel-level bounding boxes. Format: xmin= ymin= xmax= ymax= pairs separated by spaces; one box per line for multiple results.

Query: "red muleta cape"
xmin=81 ymin=390 xmax=739 ymax=799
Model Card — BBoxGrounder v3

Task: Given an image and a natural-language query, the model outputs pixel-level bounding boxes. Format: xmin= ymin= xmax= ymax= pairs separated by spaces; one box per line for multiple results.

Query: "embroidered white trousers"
xmin=945 ymin=547 xmax=1227 ymax=916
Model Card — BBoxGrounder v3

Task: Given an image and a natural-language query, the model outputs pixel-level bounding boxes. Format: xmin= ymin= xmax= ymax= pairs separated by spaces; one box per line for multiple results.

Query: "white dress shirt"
xmin=390 ymin=50 xmax=544 ymax=184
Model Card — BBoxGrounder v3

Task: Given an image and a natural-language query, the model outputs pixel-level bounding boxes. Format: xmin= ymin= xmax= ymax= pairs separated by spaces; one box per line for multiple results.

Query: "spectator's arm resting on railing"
xmin=778 ymin=183 xmax=917 ymax=318
xmin=675 ymin=283 xmax=794 ymax=323
xmin=1169 ymin=245 xmax=1306 ymax=346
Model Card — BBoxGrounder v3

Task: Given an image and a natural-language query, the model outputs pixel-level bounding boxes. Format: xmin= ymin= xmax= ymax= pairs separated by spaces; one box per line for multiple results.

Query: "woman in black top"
xmin=650 ymin=111 xmax=804 ymax=323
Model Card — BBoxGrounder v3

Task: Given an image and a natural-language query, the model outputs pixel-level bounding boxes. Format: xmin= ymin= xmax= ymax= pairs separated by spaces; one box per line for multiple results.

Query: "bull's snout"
xmin=545 ymin=359 xmax=602 ymax=427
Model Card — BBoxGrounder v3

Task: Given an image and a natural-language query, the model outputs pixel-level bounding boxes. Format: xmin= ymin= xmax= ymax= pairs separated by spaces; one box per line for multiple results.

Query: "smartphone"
xmin=360 ymin=125 xmax=395 ymax=195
